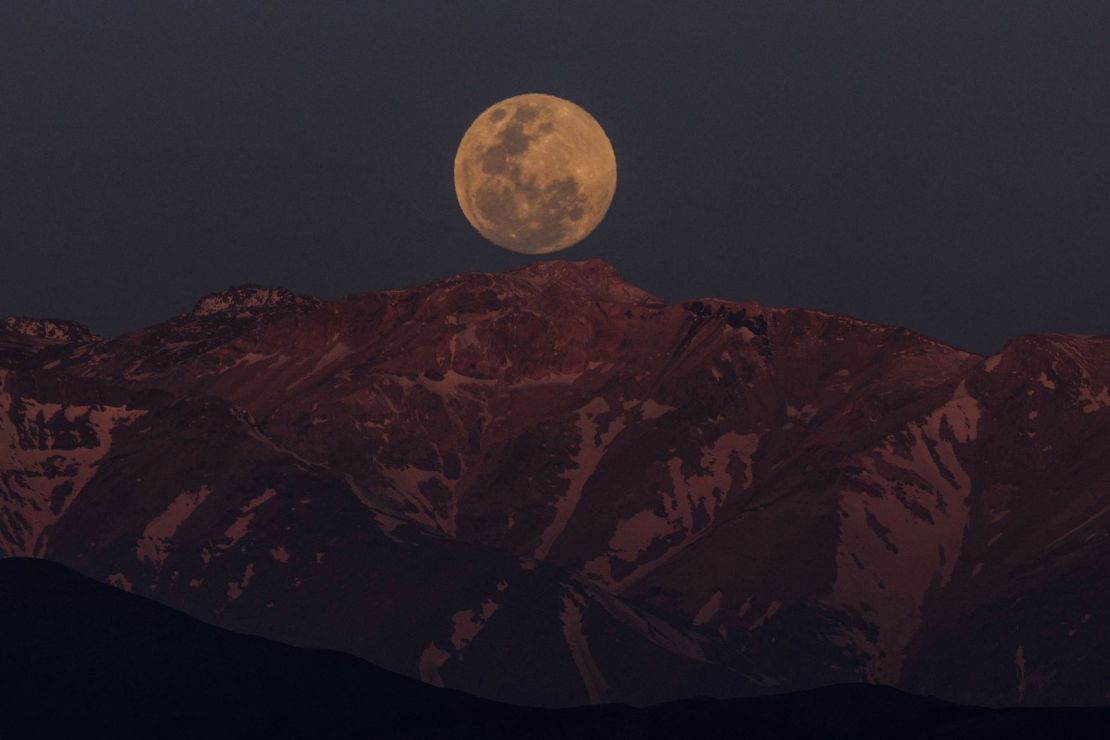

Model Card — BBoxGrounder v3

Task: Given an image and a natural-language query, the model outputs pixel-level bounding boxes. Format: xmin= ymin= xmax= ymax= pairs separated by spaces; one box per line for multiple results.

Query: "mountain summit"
xmin=2 ymin=261 xmax=1108 ymax=707
xmin=190 ymin=285 xmax=321 ymax=318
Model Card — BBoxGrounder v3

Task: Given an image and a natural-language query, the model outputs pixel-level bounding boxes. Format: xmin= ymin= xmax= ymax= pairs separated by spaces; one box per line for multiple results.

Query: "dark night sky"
xmin=2 ymin=1 xmax=1108 ymax=353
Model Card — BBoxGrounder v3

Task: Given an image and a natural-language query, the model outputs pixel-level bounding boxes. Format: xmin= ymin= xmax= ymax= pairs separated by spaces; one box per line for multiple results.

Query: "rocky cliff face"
xmin=2 ymin=260 xmax=1107 ymax=707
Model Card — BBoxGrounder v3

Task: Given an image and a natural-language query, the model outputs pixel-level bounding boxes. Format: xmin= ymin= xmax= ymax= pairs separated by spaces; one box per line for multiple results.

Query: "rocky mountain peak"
xmin=1 ymin=316 xmax=97 ymax=342
xmin=190 ymin=285 xmax=321 ymax=318
xmin=505 ymin=259 xmax=662 ymax=304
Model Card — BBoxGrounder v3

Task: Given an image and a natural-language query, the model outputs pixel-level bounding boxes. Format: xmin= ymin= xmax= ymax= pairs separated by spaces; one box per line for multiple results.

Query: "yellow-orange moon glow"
xmin=454 ymin=93 xmax=617 ymax=254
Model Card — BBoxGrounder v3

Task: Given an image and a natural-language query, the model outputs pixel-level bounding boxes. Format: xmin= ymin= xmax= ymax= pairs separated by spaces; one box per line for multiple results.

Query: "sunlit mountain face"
xmin=2 ymin=261 xmax=1109 ymax=709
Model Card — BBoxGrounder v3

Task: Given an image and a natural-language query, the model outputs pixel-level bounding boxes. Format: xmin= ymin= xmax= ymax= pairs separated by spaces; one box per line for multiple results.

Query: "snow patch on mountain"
xmin=693 ymin=590 xmax=724 ymax=625
xmin=107 ymin=572 xmax=133 ymax=592
xmin=2 ymin=316 xmax=96 ymax=342
xmin=606 ymin=510 xmax=672 ymax=564
xmin=1078 ymin=385 xmax=1110 ymax=414
xmin=136 ymin=486 xmax=211 ymax=566
xmin=510 ymin=370 xmax=586 ymax=389
xmin=669 ymin=431 xmax=759 ymax=526
xmin=639 ymin=399 xmax=676 ymax=420
xmin=450 ymin=600 xmax=499 ymax=650
xmin=417 ymin=645 xmax=452 ymax=688
xmin=535 ymin=397 xmax=625 ymax=560
xmin=748 ymin=600 xmax=783 ymax=631
xmin=0 ymin=370 xmax=143 ymax=556
xmin=218 ymin=489 xmax=278 ymax=551
xmin=192 ymin=286 xmax=319 ymax=318
xmin=586 ymin=430 xmax=759 ymax=588
xmin=829 ymin=383 xmax=980 ymax=683
xmin=420 ymin=369 xmax=496 ymax=396
xmin=561 ymin=590 xmax=609 ymax=703
xmin=418 ymin=589 xmax=505 ymax=687
xmin=589 ymin=585 xmax=707 ymax=663
xmin=227 ymin=562 xmax=255 ymax=600
xmin=230 ymin=352 xmax=280 ymax=369
xmin=285 ymin=342 xmax=355 ymax=391
xmin=380 ymin=465 xmax=455 ymax=533
xmin=935 ymin=381 xmax=982 ymax=443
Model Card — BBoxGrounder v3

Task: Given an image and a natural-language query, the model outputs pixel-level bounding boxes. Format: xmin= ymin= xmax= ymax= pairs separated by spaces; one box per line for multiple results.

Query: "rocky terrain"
xmin=2 ymin=260 xmax=1107 ymax=707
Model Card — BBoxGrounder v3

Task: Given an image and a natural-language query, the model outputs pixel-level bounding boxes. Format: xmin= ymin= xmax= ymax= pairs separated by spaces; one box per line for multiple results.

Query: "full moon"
xmin=454 ymin=93 xmax=617 ymax=254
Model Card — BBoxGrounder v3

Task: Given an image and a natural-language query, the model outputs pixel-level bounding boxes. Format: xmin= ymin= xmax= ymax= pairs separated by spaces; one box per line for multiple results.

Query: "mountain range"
xmin=5 ymin=558 xmax=1108 ymax=739
xmin=2 ymin=260 xmax=1108 ymax=708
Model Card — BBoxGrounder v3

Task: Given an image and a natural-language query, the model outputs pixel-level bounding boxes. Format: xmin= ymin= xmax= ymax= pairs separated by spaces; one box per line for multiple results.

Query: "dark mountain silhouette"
xmin=4 ymin=558 xmax=1109 ymax=739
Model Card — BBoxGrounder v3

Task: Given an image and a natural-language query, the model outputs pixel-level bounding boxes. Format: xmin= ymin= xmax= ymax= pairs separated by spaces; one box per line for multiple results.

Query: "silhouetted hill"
xmin=3 ymin=558 xmax=1109 ymax=739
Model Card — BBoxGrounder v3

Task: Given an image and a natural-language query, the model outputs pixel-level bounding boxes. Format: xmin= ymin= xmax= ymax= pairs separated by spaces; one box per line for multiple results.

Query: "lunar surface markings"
xmin=455 ymin=94 xmax=617 ymax=254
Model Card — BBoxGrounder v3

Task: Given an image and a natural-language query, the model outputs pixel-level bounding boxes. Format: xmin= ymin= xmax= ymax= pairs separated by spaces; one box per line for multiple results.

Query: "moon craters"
xmin=455 ymin=94 xmax=616 ymax=254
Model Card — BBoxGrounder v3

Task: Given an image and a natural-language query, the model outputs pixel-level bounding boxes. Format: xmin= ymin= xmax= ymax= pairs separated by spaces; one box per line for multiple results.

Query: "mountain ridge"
xmin=3 ymin=259 xmax=991 ymax=352
xmin=2 ymin=260 xmax=1107 ymax=708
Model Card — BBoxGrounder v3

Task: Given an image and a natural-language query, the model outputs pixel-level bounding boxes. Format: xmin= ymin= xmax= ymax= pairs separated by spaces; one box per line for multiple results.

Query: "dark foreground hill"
xmin=2 ymin=558 xmax=1108 ymax=739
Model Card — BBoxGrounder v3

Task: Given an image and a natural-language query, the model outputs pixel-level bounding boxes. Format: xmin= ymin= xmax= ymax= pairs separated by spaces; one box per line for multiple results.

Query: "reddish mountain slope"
xmin=2 ymin=260 xmax=1107 ymax=707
